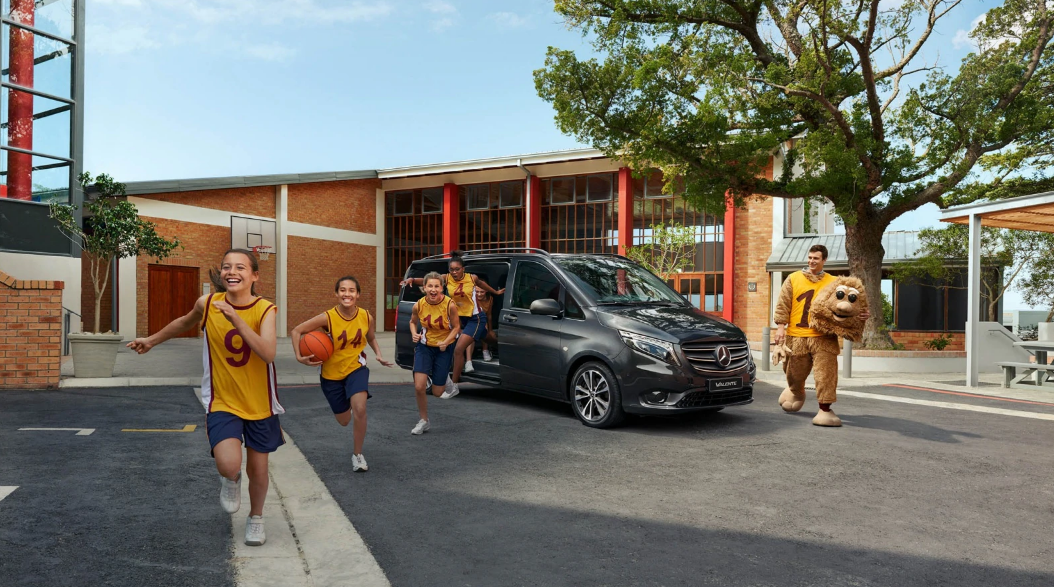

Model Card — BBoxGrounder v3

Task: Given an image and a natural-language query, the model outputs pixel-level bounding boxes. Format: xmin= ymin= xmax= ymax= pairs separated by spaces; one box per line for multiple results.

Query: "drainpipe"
xmin=518 ymin=158 xmax=532 ymax=250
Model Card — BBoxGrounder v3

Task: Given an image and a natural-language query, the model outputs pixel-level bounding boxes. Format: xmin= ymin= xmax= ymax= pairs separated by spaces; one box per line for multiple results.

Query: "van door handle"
xmin=503 ymin=314 xmax=518 ymax=323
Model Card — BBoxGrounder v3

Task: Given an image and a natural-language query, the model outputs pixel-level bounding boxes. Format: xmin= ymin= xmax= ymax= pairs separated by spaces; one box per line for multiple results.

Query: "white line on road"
xmin=839 ymin=390 xmax=1054 ymax=421
xmin=0 ymin=487 xmax=17 ymax=502
xmin=18 ymin=427 xmax=95 ymax=435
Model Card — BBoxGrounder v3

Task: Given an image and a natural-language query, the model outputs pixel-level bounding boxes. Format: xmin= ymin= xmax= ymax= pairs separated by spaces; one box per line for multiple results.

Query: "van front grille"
xmin=680 ymin=341 xmax=750 ymax=374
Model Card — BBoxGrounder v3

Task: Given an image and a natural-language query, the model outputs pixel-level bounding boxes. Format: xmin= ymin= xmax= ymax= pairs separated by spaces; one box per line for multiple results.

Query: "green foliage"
xmin=881 ymin=292 xmax=894 ymax=328
xmin=50 ymin=172 xmax=181 ymax=332
xmin=923 ymin=333 xmax=953 ymax=351
xmin=626 ymin=221 xmax=697 ymax=278
xmin=1018 ymin=251 xmax=1054 ymax=322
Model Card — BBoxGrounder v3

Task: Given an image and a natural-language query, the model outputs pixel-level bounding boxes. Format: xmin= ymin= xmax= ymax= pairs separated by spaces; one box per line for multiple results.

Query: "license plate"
xmin=709 ymin=377 xmax=743 ymax=391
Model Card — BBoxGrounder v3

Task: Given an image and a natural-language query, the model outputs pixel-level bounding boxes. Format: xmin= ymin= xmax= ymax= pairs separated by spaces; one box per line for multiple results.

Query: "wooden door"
xmin=148 ymin=264 xmax=200 ymax=337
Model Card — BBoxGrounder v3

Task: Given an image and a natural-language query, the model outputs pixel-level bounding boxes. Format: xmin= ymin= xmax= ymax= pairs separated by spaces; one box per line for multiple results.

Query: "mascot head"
xmin=809 ymin=276 xmax=868 ymax=342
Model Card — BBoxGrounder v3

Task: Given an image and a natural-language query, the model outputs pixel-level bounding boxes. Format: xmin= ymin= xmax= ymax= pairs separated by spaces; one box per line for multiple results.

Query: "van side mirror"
xmin=530 ymin=298 xmax=562 ymax=317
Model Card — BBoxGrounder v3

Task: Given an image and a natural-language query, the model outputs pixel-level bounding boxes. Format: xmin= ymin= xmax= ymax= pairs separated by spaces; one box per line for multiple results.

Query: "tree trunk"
xmin=94 ymin=255 xmax=111 ymax=334
xmin=845 ymin=221 xmax=894 ymax=348
xmin=987 ymin=299 xmax=999 ymax=324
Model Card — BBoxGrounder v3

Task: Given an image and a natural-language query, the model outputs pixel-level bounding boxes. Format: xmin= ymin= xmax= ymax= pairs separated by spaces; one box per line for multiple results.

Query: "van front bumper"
xmin=614 ymin=347 xmax=755 ymax=414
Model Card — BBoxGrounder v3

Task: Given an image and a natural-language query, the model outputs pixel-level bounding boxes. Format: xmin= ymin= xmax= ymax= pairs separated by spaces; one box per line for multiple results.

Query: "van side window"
xmin=564 ymin=293 xmax=584 ymax=319
xmin=512 ymin=262 xmax=561 ymax=310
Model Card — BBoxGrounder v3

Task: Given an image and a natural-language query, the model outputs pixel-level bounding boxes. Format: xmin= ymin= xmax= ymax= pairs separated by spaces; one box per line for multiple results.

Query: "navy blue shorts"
xmin=460 ymin=314 xmax=487 ymax=342
xmin=320 ymin=367 xmax=372 ymax=414
xmin=413 ymin=344 xmax=454 ymax=384
xmin=206 ymin=411 xmax=284 ymax=455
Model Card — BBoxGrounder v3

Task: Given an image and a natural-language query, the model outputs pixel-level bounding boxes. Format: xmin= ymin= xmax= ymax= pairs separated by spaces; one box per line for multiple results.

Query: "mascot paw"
xmin=811 ymin=410 xmax=843 ymax=427
xmin=778 ymin=388 xmax=805 ymax=412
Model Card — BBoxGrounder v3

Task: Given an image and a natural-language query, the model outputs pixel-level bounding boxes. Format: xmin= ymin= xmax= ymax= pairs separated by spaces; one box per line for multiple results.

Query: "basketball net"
xmin=252 ymin=246 xmax=273 ymax=261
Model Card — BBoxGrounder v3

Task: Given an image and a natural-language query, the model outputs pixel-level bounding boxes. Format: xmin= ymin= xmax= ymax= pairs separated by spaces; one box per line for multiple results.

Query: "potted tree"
xmin=50 ymin=173 xmax=180 ymax=378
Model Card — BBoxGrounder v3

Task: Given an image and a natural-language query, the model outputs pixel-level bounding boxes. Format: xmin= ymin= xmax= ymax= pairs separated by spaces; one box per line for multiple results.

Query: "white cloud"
xmin=242 ymin=43 xmax=296 ymax=62
xmin=952 ymin=15 xmax=985 ymax=50
xmin=424 ymin=0 xmax=458 ymax=31
xmin=486 ymin=12 xmax=529 ymax=28
xmin=87 ymin=24 xmax=160 ymax=55
xmin=93 ymin=0 xmax=144 ymax=6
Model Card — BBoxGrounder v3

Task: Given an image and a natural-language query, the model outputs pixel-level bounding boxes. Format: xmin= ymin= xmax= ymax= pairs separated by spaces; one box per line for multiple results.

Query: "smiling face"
xmin=806 ymin=250 xmax=826 ymax=274
xmin=220 ymin=252 xmax=258 ymax=296
xmin=335 ymin=279 xmax=359 ymax=309
xmin=423 ymin=277 xmax=444 ymax=303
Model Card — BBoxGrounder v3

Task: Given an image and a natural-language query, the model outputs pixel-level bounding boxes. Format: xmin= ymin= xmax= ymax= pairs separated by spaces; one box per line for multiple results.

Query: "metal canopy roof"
xmin=766 ymin=231 xmax=924 ymax=271
xmin=119 ymin=170 xmax=378 ymax=196
xmin=941 ymin=190 xmax=1054 ymax=232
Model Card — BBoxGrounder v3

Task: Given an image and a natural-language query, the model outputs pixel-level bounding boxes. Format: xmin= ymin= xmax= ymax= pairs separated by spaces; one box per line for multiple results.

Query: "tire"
xmin=569 ymin=361 xmax=625 ymax=429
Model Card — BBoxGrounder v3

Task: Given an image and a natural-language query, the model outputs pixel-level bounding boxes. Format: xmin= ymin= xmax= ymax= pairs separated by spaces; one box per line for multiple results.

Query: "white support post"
xmin=965 ymin=213 xmax=982 ymax=387
xmin=276 ymin=185 xmax=289 ymax=336
xmin=375 ymin=188 xmax=386 ymax=332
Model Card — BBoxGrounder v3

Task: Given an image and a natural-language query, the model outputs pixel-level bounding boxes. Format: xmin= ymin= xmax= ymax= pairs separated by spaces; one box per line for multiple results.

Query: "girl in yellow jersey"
xmin=291 ymin=275 xmax=393 ymax=472
xmin=408 ymin=272 xmax=461 ymax=435
xmin=127 ymin=249 xmax=279 ymax=547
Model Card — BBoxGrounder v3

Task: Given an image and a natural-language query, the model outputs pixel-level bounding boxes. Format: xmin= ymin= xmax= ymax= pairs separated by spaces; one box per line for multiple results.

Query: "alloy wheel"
xmin=573 ymin=369 xmax=610 ymax=422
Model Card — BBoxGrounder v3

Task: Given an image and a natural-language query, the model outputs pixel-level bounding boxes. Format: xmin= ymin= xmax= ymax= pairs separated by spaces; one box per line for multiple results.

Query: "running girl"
xmin=408 ymin=271 xmax=461 ymax=435
xmin=291 ymin=275 xmax=392 ymax=472
xmin=475 ymin=287 xmax=498 ymax=361
xmin=400 ymin=251 xmax=503 ymax=396
xmin=127 ymin=248 xmax=281 ymax=547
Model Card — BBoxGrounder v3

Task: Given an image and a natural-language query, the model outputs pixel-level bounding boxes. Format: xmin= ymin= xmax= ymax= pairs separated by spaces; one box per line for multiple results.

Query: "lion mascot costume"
xmin=773 ymin=275 xmax=868 ymax=427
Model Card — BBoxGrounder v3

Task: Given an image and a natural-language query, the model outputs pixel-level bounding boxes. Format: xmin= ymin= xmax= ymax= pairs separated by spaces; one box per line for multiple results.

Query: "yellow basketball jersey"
xmin=415 ymin=296 xmax=455 ymax=347
xmin=200 ymin=293 xmax=283 ymax=420
xmin=446 ymin=273 xmax=478 ymax=317
xmin=322 ymin=307 xmax=371 ymax=380
xmin=786 ymin=271 xmax=837 ymax=338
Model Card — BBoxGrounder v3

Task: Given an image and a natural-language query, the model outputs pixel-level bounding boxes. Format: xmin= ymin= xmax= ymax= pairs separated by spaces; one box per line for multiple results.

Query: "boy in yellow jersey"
xmin=408 ymin=272 xmax=461 ymax=435
xmin=127 ymin=249 xmax=281 ymax=546
xmin=291 ymin=275 xmax=393 ymax=472
xmin=773 ymin=245 xmax=869 ymax=426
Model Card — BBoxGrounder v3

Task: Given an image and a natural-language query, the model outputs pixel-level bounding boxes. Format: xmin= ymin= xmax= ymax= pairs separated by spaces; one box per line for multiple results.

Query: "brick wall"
xmin=0 ymin=271 xmax=63 ymax=389
xmin=286 ymin=235 xmax=377 ymax=331
xmin=288 ymin=179 xmax=380 ymax=233
xmin=139 ymin=186 xmax=276 ymax=219
xmin=134 ymin=218 xmax=277 ymax=337
xmin=80 ymin=252 xmax=113 ymax=333
xmin=732 ymin=195 xmax=774 ymax=341
xmin=890 ymin=331 xmax=966 ymax=352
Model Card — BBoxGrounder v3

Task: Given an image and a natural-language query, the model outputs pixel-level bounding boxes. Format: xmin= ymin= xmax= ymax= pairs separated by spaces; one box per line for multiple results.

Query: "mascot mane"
xmin=809 ymin=275 xmax=868 ymax=343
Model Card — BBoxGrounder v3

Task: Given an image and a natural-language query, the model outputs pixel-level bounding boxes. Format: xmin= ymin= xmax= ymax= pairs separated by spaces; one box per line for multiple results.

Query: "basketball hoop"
xmin=252 ymin=246 xmax=274 ymax=261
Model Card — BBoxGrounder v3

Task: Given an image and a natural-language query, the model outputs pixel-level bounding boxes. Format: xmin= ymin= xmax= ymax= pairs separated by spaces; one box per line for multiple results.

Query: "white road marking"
xmin=18 ymin=427 xmax=95 ymax=435
xmin=839 ymin=390 xmax=1054 ymax=422
xmin=0 ymin=486 xmax=17 ymax=502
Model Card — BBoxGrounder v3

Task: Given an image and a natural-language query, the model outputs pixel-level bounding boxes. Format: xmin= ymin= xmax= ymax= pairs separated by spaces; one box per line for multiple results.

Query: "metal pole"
xmin=966 ymin=213 xmax=982 ymax=387
xmin=843 ymin=338 xmax=852 ymax=378
xmin=761 ymin=326 xmax=771 ymax=371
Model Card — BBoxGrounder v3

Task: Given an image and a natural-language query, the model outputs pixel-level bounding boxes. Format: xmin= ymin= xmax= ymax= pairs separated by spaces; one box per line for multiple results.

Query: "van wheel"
xmin=570 ymin=361 xmax=624 ymax=429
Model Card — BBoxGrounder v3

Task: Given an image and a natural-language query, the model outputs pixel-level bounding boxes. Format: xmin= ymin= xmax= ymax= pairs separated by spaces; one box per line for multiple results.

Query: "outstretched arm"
xmin=127 ymin=295 xmax=207 ymax=354
xmin=365 ymin=312 xmax=393 ymax=367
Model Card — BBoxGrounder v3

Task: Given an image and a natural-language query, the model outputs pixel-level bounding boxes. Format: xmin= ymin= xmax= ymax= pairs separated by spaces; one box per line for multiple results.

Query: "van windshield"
xmin=555 ymin=257 xmax=687 ymax=306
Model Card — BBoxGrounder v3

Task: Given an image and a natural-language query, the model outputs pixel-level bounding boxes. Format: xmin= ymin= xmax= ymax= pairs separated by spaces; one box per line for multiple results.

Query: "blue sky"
xmin=73 ymin=0 xmax=1029 ymax=309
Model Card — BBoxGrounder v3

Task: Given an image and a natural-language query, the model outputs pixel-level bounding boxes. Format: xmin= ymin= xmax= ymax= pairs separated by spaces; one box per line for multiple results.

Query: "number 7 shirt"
xmin=774 ymin=270 xmax=837 ymax=338
xmin=200 ymin=293 xmax=283 ymax=420
xmin=322 ymin=307 xmax=371 ymax=380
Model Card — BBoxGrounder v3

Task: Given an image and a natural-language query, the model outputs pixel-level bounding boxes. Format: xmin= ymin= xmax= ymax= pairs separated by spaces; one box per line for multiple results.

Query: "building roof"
xmin=376 ymin=148 xmax=606 ymax=179
xmin=941 ymin=190 xmax=1054 ymax=233
xmin=119 ymin=170 xmax=378 ymax=196
xmin=766 ymin=231 xmax=924 ymax=271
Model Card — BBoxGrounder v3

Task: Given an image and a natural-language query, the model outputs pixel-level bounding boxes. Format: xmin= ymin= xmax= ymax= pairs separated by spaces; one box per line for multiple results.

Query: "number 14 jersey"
xmin=322 ymin=307 xmax=371 ymax=380
xmin=200 ymin=293 xmax=283 ymax=420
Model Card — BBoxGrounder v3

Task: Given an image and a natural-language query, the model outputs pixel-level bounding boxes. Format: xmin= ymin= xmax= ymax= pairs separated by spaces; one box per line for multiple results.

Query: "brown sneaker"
xmin=778 ymin=387 xmax=805 ymax=412
xmin=811 ymin=409 xmax=843 ymax=427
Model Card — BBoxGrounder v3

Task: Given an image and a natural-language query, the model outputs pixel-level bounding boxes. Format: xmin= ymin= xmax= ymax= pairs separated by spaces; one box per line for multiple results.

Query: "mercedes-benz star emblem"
xmin=715 ymin=345 xmax=731 ymax=367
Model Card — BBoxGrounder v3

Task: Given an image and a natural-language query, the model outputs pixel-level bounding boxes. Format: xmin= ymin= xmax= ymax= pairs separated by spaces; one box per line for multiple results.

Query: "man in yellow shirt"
xmin=773 ymin=244 xmax=868 ymax=427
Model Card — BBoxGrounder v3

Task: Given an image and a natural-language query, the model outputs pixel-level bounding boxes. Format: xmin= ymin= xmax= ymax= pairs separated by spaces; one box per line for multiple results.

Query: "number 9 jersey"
xmin=322 ymin=307 xmax=371 ymax=380
xmin=200 ymin=293 xmax=283 ymax=420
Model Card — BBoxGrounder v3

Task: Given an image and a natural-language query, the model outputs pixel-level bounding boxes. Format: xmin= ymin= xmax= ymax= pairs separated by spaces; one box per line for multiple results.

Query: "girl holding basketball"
xmin=291 ymin=276 xmax=392 ymax=472
xmin=400 ymin=251 xmax=503 ymax=397
xmin=408 ymin=271 xmax=461 ymax=435
xmin=127 ymin=248 xmax=281 ymax=547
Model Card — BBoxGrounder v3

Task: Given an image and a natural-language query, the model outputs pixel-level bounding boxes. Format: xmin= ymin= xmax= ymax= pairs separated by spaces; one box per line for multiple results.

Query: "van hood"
xmin=595 ymin=304 xmax=746 ymax=343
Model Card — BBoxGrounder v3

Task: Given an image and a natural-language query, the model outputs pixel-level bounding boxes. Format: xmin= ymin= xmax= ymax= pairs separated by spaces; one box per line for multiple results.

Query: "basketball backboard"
xmin=231 ymin=216 xmax=277 ymax=253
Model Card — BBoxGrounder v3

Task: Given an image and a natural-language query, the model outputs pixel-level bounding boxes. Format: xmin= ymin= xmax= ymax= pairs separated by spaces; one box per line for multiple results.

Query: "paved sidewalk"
xmin=60 ymin=332 xmax=412 ymax=388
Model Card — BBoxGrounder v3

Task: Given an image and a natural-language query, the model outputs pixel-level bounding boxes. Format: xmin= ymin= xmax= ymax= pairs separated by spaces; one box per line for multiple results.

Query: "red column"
xmin=6 ymin=0 xmax=35 ymax=200
xmin=617 ymin=167 xmax=633 ymax=256
xmin=527 ymin=175 xmax=542 ymax=249
xmin=442 ymin=183 xmax=459 ymax=253
xmin=722 ymin=195 xmax=736 ymax=323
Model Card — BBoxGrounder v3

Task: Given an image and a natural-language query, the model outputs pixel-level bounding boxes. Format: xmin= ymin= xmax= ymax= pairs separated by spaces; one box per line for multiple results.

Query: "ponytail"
xmin=209 ymin=248 xmax=260 ymax=296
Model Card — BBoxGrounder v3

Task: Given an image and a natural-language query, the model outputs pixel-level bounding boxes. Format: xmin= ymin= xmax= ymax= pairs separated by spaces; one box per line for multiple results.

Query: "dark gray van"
xmin=395 ymin=250 xmax=756 ymax=428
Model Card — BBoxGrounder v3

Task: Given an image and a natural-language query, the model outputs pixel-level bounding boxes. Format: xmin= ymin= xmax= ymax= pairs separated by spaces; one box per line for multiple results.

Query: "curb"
xmin=59 ymin=374 xmax=415 ymax=388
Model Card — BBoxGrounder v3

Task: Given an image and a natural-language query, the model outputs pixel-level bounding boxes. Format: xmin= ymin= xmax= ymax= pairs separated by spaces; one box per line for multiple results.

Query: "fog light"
xmin=644 ymin=391 xmax=668 ymax=404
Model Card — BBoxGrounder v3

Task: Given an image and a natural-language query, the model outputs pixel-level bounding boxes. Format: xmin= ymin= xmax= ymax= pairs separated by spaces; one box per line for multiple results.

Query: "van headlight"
xmin=619 ymin=330 xmax=680 ymax=366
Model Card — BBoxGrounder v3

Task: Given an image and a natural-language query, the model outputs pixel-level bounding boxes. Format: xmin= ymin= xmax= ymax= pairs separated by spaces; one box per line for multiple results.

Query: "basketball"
xmin=300 ymin=331 xmax=334 ymax=362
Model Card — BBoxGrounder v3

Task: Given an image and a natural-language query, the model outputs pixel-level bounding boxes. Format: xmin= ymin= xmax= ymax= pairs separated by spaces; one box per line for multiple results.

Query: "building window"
xmin=586 ymin=173 xmax=613 ymax=202
xmin=549 ymin=177 xmax=575 ymax=205
xmin=540 ymin=173 xmax=620 ymax=254
xmin=465 ymin=184 xmax=490 ymax=210
xmin=499 ymin=181 xmax=523 ymax=208
xmin=459 ymin=182 xmax=525 ymax=252
xmin=392 ymin=191 xmax=413 ymax=216
xmin=632 ymin=171 xmax=669 ymax=199
xmin=384 ymin=190 xmax=445 ymax=330
xmin=422 ymin=187 xmax=443 ymax=214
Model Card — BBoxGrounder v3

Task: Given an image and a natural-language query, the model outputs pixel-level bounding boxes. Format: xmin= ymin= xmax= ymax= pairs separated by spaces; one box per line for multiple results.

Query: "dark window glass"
xmin=392 ymin=191 xmax=413 ymax=215
xmin=512 ymin=262 xmax=561 ymax=310
xmin=422 ymin=188 xmax=443 ymax=214
xmin=0 ymin=199 xmax=69 ymax=254
xmin=499 ymin=181 xmax=523 ymax=208
xmin=645 ymin=171 xmax=665 ymax=198
xmin=565 ymin=292 xmax=584 ymax=319
xmin=587 ymin=173 xmax=613 ymax=202
xmin=466 ymin=185 xmax=489 ymax=210
xmin=550 ymin=178 xmax=574 ymax=205
xmin=896 ymin=279 xmax=945 ymax=331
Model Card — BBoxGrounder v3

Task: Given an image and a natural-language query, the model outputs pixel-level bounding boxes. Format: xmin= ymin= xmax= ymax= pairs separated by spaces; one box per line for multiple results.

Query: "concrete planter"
xmin=68 ymin=332 xmax=124 ymax=378
xmin=1039 ymin=322 xmax=1054 ymax=342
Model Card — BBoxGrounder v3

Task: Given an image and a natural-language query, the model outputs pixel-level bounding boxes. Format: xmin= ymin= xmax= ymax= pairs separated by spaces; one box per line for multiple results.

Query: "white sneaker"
xmin=482 ymin=350 xmax=492 ymax=361
xmin=220 ymin=474 xmax=241 ymax=514
xmin=353 ymin=454 xmax=368 ymax=472
xmin=411 ymin=419 xmax=430 ymax=435
xmin=245 ymin=515 xmax=266 ymax=546
xmin=440 ymin=381 xmax=460 ymax=399
xmin=464 ymin=360 xmax=475 ymax=373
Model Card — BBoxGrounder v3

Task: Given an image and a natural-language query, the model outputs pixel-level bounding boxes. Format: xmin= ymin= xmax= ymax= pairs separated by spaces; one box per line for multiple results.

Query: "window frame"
xmin=510 ymin=260 xmax=564 ymax=312
xmin=391 ymin=190 xmax=414 ymax=216
xmin=548 ymin=177 xmax=576 ymax=206
xmin=498 ymin=180 xmax=524 ymax=209
xmin=421 ymin=187 xmax=444 ymax=215
xmin=464 ymin=184 xmax=490 ymax=211
xmin=585 ymin=173 xmax=614 ymax=202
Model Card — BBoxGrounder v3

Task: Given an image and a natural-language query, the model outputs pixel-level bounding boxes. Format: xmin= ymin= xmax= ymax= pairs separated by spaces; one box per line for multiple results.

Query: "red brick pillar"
xmin=443 ymin=183 xmax=459 ymax=254
xmin=0 ymin=271 xmax=64 ymax=389
xmin=617 ymin=167 xmax=633 ymax=256
xmin=722 ymin=195 xmax=735 ymax=323
xmin=527 ymin=175 xmax=542 ymax=250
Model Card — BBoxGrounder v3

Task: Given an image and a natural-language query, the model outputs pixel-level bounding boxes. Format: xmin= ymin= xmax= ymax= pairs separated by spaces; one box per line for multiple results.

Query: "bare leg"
xmin=334 ymin=409 xmax=351 ymax=427
xmin=213 ymin=437 xmax=243 ymax=481
xmin=451 ymin=335 xmax=473 ymax=383
xmin=244 ymin=448 xmax=269 ymax=517
xmin=350 ymin=392 xmax=368 ymax=454
xmin=414 ymin=372 xmax=430 ymax=420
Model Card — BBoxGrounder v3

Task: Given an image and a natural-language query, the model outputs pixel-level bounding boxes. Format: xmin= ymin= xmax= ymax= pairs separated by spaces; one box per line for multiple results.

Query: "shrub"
xmin=923 ymin=333 xmax=953 ymax=351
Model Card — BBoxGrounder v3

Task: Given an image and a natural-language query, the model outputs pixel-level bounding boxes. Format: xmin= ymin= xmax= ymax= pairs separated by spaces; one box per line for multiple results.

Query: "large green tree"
xmin=534 ymin=0 xmax=1054 ymax=347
